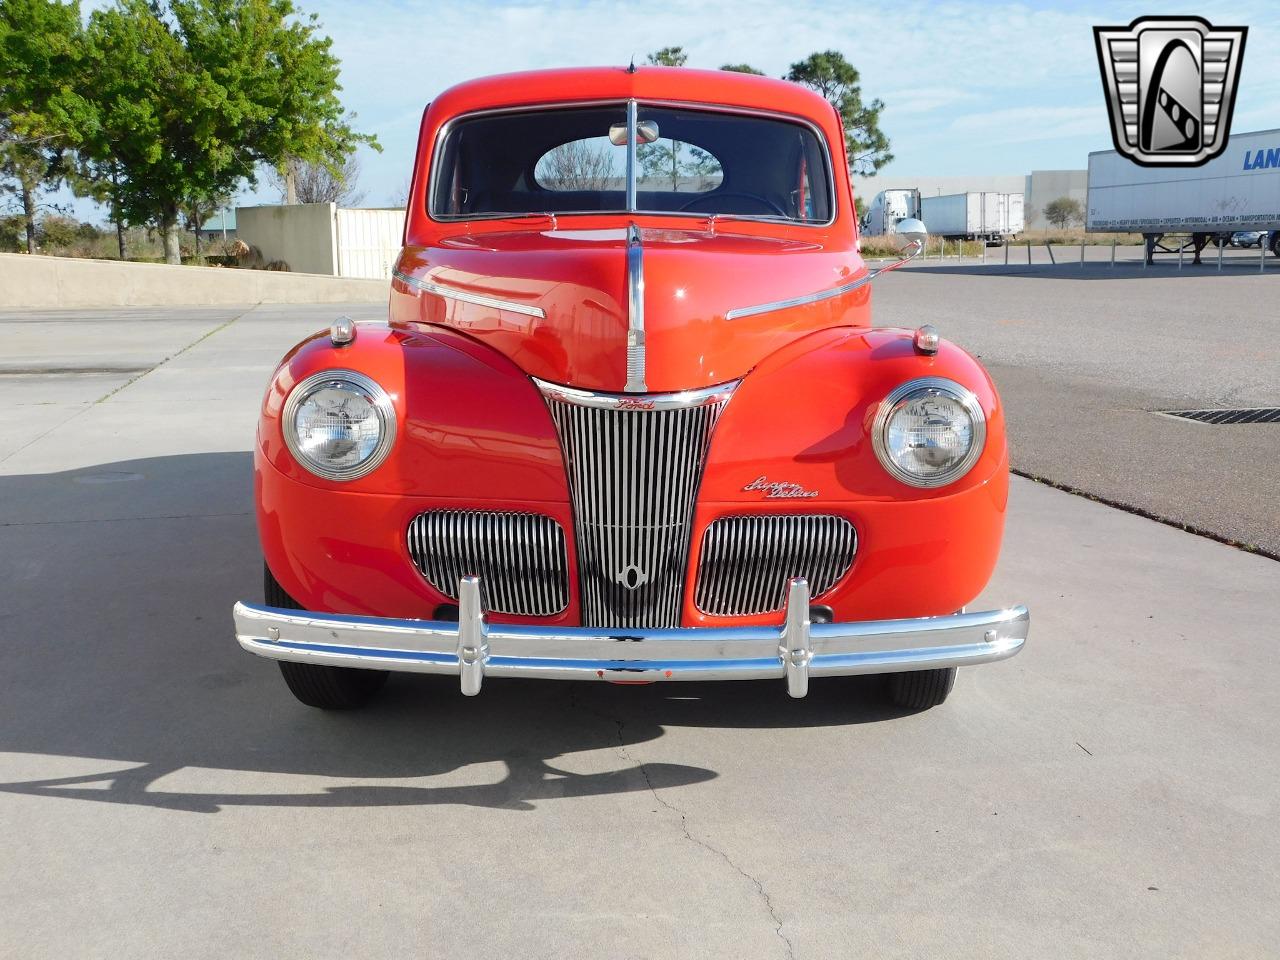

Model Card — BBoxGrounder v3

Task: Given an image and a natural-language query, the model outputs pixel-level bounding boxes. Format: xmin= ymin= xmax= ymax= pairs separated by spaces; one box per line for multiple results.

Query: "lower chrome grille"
xmin=695 ymin=514 xmax=857 ymax=616
xmin=407 ymin=510 xmax=568 ymax=616
xmin=538 ymin=380 xmax=735 ymax=629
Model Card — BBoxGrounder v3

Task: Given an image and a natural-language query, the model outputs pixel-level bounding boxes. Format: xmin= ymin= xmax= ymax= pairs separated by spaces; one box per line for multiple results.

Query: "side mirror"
xmin=894 ymin=218 xmax=928 ymax=254
xmin=860 ymin=217 xmax=927 ymax=287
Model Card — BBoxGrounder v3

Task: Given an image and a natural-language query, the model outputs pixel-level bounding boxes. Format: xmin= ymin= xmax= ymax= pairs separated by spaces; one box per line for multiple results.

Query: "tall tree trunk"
xmin=112 ymin=168 xmax=126 ymax=260
xmin=285 ymin=160 xmax=298 ymax=205
xmin=162 ymin=207 xmax=182 ymax=265
xmin=21 ymin=184 xmax=36 ymax=255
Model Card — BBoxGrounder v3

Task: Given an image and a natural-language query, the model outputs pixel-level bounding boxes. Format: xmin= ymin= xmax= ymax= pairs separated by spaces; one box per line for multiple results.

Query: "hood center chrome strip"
xmin=625 ymin=222 xmax=647 ymax=392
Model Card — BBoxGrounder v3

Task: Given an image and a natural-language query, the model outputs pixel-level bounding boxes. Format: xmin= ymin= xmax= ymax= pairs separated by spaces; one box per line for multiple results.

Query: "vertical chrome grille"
xmin=695 ymin=514 xmax=857 ymax=617
xmin=538 ymin=380 xmax=736 ymax=629
xmin=407 ymin=510 xmax=568 ymax=617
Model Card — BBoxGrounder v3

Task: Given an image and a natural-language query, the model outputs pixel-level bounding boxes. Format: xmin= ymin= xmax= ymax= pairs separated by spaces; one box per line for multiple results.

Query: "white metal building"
xmin=236 ymin=203 xmax=406 ymax=279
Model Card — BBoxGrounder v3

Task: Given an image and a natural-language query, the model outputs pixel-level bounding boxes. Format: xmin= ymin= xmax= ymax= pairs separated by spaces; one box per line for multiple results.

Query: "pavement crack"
xmin=572 ymin=688 xmax=795 ymax=960
xmin=93 ymin=303 xmax=260 ymax=406
xmin=0 ymin=304 xmax=261 ymax=466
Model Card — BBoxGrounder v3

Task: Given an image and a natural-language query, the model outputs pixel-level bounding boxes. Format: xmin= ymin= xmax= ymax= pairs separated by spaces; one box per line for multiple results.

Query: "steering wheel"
xmin=678 ymin=192 xmax=789 ymax=217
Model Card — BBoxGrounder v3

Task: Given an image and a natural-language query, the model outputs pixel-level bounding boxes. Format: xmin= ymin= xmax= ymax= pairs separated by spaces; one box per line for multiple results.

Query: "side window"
xmin=533 ymin=138 xmax=626 ymax=191
xmin=636 ymin=139 xmax=723 ymax=193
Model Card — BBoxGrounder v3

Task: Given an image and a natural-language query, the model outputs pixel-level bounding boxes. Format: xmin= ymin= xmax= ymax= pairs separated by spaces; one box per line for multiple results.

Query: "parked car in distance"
xmin=1230 ymin=230 xmax=1268 ymax=248
xmin=232 ymin=66 xmax=1029 ymax=712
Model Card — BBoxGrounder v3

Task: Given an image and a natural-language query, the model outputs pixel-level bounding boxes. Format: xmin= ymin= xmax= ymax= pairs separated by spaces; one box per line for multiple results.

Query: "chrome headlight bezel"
xmin=282 ymin=369 xmax=397 ymax=481
xmin=871 ymin=377 xmax=987 ymax=489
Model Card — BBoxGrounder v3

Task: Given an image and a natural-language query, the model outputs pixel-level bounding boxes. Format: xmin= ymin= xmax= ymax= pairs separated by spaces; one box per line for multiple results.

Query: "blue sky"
xmin=68 ymin=0 xmax=1280 ymax=219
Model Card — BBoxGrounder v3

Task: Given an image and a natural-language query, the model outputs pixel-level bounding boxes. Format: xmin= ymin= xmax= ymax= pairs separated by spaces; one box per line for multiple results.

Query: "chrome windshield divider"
xmin=457 ymin=575 xmax=488 ymax=696
xmin=780 ymin=577 xmax=813 ymax=698
xmin=625 ymin=222 xmax=647 ymax=392
xmin=625 ymin=99 xmax=638 ymax=212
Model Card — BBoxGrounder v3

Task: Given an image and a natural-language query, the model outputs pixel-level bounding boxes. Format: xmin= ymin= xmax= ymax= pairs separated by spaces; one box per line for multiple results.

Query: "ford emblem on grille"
xmin=615 ymin=563 xmax=650 ymax=590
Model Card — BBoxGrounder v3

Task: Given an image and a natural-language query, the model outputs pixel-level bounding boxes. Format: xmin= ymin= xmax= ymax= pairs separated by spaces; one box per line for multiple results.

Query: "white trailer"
xmin=1087 ymin=127 xmax=1280 ymax=261
xmin=920 ymin=192 xmax=1024 ymax=243
xmin=860 ymin=188 xmax=921 ymax=237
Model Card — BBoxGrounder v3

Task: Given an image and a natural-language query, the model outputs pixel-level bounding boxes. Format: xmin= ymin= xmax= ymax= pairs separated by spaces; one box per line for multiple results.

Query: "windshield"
xmin=431 ymin=103 xmax=833 ymax=224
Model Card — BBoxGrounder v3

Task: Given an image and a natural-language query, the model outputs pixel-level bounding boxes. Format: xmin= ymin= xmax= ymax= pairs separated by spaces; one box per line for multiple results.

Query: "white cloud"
xmin=946 ymin=105 xmax=1106 ymax=144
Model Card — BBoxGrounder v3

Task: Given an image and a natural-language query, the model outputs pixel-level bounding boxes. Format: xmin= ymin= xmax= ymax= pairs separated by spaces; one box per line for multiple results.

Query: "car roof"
xmin=428 ymin=65 xmax=838 ymax=126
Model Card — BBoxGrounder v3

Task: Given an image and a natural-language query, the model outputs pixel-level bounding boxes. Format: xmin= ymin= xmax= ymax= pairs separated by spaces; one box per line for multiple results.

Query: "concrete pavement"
xmin=2 ymin=302 xmax=1278 ymax=958
xmin=875 ymin=264 xmax=1280 ymax=555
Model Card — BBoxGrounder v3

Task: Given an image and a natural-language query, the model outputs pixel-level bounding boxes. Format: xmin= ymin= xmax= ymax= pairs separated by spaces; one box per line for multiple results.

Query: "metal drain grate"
xmin=1158 ymin=407 xmax=1280 ymax=425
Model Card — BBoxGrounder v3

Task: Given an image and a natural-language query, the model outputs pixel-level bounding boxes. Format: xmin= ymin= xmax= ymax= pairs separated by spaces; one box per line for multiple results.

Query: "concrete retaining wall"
xmin=0 ymin=253 xmax=387 ymax=308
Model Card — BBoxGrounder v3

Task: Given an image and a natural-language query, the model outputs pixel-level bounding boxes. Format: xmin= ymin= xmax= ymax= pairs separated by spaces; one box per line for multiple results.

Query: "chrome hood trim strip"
xmin=725 ymin=271 xmax=873 ymax=321
xmin=393 ymin=268 xmax=546 ymax=319
xmin=625 ymin=222 xmax=647 ymax=392
xmin=533 ymin=377 xmax=739 ymax=411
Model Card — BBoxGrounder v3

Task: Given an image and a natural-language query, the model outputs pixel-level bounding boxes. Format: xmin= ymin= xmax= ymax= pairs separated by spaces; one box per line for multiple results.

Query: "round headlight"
xmin=282 ymin=370 xmax=396 ymax=481
xmin=872 ymin=377 xmax=986 ymax=488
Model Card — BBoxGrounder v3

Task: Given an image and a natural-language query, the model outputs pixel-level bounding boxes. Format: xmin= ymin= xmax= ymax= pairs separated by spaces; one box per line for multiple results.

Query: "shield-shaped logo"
xmin=1094 ymin=16 xmax=1247 ymax=167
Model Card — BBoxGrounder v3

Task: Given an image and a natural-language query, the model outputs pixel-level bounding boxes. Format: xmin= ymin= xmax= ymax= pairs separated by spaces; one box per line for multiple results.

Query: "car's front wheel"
xmin=264 ymin=564 xmax=388 ymax=709
xmin=887 ymin=668 xmax=956 ymax=709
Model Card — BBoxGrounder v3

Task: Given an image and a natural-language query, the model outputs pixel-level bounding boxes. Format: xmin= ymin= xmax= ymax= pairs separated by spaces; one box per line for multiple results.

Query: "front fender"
xmin=257 ymin=322 xmax=569 ymax=501
xmin=686 ymin=326 xmax=1009 ymax=623
xmin=255 ymin=322 xmax=578 ymax=620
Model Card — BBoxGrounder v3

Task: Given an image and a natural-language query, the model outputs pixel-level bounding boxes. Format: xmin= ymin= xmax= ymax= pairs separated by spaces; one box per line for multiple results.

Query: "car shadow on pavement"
xmin=0 ymin=453 xmax=915 ymax=815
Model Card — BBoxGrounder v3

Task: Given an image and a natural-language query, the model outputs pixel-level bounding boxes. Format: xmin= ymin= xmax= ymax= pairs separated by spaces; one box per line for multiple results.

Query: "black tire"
xmin=888 ymin=668 xmax=956 ymax=710
xmin=264 ymin=564 xmax=388 ymax=710
xmin=1271 ymin=233 xmax=1280 ymax=257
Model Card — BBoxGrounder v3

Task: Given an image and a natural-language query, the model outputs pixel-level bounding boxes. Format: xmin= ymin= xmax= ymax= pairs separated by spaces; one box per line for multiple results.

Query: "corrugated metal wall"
xmin=334 ymin=208 xmax=406 ymax=279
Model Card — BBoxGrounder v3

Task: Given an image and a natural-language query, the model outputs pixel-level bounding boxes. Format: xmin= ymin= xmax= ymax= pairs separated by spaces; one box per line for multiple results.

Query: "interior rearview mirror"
xmin=608 ymin=121 xmax=660 ymax=146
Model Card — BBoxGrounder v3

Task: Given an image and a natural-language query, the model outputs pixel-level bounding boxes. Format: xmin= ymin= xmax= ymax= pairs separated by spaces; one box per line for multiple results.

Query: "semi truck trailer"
xmin=1087 ymin=127 xmax=1280 ymax=263
xmin=920 ymin=192 xmax=1024 ymax=243
xmin=860 ymin=188 xmax=921 ymax=238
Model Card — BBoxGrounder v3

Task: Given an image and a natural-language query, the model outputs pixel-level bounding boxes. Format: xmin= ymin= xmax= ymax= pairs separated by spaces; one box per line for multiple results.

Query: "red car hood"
xmin=393 ymin=225 xmax=868 ymax=393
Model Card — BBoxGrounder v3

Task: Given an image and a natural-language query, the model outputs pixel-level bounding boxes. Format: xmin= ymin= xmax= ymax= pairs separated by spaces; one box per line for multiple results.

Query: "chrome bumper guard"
xmin=233 ymin=577 xmax=1028 ymax=699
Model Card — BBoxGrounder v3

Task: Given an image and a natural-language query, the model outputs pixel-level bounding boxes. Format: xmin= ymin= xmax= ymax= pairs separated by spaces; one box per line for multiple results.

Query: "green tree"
xmin=786 ymin=51 xmax=891 ymax=175
xmin=1043 ymin=196 xmax=1082 ymax=229
xmin=0 ymin=0 xmax=94 ymax=254
xmin=647 ymin=46 xmax=687 ymax=67
xmin=720 ymin=63 xmax=764 ymax=75
xmin=79 ymin=0 xmax=377 ymax=263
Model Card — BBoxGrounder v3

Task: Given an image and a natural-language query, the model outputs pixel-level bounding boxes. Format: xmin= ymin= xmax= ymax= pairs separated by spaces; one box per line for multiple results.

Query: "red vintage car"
xmin=232 ymin=66 xmax=1029 ymax=711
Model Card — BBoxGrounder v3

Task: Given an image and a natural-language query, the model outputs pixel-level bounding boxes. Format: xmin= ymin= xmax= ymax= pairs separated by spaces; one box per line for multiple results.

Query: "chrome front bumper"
xmin=233 ymin=577 xmax=1028 ymax=699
